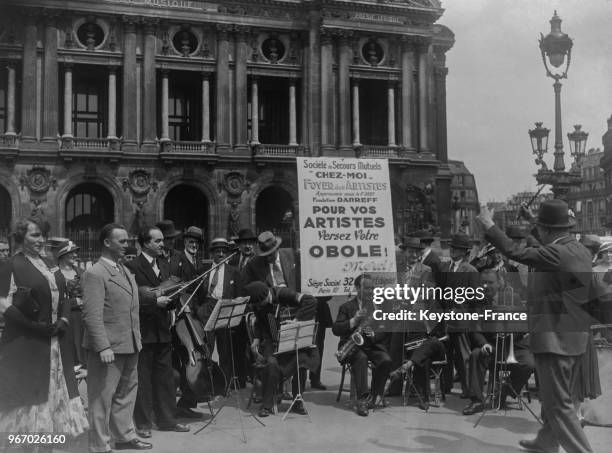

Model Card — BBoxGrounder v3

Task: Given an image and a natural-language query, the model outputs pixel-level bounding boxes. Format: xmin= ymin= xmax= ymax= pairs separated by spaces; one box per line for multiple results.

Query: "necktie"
xmin=208 ymin=268 xmax=219 ymax=296
xmin=272 ymin=262 xmax=286 ymax=287
xmin=152 ymin=259 xmax=160 ymax=278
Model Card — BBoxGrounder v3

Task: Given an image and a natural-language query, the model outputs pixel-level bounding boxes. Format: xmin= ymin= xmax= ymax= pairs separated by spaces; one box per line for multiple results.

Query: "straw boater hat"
xmin=535 ymin=199 xmax=574 ymax=228
xmin=155 ymin=220 xmax=181 ymax=239
xmin=400 ymin=237 xmax=424 ymax=250
xmin=449 ymin=233 xmax=472 ymax=250
xmin=209 ymin=237 xmax=230 ymax=251
xmin=257 ymin=231 xmax=282 ymax=256
xmin=56 ymin=240 xmax=80 ymax=259
xmin=183 ymin=226 xmax=203 ymax=241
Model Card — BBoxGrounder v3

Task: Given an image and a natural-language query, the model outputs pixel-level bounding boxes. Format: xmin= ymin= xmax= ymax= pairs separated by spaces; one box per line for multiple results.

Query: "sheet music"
xmin=204 ymin=296 xmax=249 ymax=332
xmin=275 ymin=320 xmax=317 ymax=355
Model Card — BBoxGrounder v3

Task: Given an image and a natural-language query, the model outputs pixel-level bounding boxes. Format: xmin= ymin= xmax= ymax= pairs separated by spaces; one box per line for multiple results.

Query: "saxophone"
xmin=335 ymin=299 xmax=371 ymax=364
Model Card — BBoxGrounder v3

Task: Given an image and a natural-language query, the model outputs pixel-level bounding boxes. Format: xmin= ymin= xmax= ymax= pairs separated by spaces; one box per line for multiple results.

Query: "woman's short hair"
xmin=13 ymin=217 xmax=47 ymax=244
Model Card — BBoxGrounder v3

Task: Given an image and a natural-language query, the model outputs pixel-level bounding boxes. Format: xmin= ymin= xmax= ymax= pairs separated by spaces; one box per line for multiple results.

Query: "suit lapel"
xmin=138 ymin=254 xmax=160 ymax=286
xmin=100 ymin=259 xmax=133 ymax=296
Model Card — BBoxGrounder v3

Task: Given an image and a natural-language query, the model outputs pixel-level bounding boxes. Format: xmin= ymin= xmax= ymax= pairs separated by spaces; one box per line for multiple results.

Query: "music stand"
xmin=274 ymin=320 xmax=317 ymax=421
xmin=194 ymin=297 xmax=264 ymax=443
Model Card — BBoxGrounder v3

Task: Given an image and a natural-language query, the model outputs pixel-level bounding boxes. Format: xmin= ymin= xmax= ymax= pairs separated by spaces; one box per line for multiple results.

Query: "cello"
xmin=174 ymin=292 xmax=227 ymax=401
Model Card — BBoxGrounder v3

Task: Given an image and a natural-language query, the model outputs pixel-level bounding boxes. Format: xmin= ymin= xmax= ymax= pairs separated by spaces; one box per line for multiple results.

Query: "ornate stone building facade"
xmin=0 ymin=0 xmax=454 ymax=255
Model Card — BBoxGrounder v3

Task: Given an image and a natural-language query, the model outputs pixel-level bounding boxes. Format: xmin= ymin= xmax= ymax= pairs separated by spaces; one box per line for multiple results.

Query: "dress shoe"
xmin=310 ymin=381 xmax=327 ymax=390
xmin=462 ymin=401 xmax=485 ymax=415
xmin=418 ymin=401 xmax=430 ymax=411
xmin=258 ymin=407 xmax=272 ymax=417
xmin=135 ymin=429 xmax=151 ymax=439
xmin=518 ymin=439 xmax=558 ymax=453
xmin=290 ymin=401 xmax=307 ymax=415
xmin=355 ymin=400 xmax=369 ymax=417
xmin=158 ymin=423 xmax=190 ymax=433
xmin=176 ymin=407 xmax=203 ymax=419
xmin=114 ymin=439 xmax=152 ymax=450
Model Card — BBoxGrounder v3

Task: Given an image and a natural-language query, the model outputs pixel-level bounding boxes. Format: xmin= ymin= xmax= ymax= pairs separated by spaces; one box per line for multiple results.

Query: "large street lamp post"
xmin=528 ymin=11 xmax=588 ymax=200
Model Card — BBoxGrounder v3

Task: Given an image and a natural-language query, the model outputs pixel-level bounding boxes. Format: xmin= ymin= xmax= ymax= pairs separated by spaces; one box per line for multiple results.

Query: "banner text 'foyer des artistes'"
xmin=297 ymin=157 xmax=397 ymax=297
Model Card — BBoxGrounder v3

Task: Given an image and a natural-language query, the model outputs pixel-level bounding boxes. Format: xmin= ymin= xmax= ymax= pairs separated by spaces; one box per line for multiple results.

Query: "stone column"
xmin=434 ymin=63 xmax=449 ymax=162
xmin=122 ymin=17 xmax=138 ymax=151
xmin=215 ymin=24 xmax=231 ymax=152
xmin=62 ymin=63 xmax=73 ymax=138
xmin=5 ymin=63 xmax=16 ymax=136
xmin=338 ymin=33 xmax=352 ymax=154
xmin=289 ymin=79 xmax=297 ymax=146
xmin=352 ymin=79 xmax=360 ymax=147
xmin=401 ymin=37 xmax=416 ymax=150
xmin=234 ymin=26 xmax=249 ymax=154
xmin=142 ymin=19 xmax=158 ymax=151
xmin=250 ymin=77 xmax=259 ymax=144
xmin=306 ymin=11 xmax=321 ymax=155
xmin=42 ymin=13 xmax=59 ymax=143
xmin=160 ymin=69 xmax=170 ymax=141
xmin=107 ymin=67 xmax=117 ymax=139
xmin=201 ymin=73 xmax=211 ymax=142
xmin=320 ymin=29 xmax=334 ymax=153
xmin=417 ymin=41 xmax=430 ymax=152
xmin=21 ymin=11 xmax=38 ymax=142
xmin=387 ymin=81 xmax=396 ymax=147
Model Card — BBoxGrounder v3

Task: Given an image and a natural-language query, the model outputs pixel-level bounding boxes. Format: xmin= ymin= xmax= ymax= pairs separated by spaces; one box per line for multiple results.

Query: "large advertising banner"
xmin=297 ymin=157 xmax=397 ymax=296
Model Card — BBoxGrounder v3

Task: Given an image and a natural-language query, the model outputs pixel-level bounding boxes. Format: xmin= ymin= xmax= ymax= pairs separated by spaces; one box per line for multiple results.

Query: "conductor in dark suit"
xmin=202 ymin=237 xmax=244 ymax=385
xmin=478 ymin=199 xmax=594 ymax=453
xmin=126 ymin=226 xmax=189 ymax=437
xmin=81 ymin=224 xmax=151 ymax=451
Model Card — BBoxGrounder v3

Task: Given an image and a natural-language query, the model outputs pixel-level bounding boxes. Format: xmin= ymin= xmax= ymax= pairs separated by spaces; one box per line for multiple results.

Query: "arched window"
xmin=65 ymin=183 xmax=114 ymax=231
xmin=163 ymin=185 xmax=208 ymax=235
xmin=0 ymin=184 xmax=11 ymax=238
xmin=256 ymin=186 xmax=294 ymax=247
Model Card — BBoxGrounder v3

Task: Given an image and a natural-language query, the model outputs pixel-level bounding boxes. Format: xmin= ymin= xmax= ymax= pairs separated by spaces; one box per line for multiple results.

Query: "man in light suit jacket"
xmin=478 ymin=199 xmax=594 ymax=453
xmin=82 ymin=224 xmax=151 ymax=452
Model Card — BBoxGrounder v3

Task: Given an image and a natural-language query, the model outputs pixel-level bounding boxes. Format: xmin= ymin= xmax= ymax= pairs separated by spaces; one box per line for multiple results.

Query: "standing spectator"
xmin=155 ymin=220 xmax=181 ymax=264
xmin=81 ymin=223 xmax=149 ymax=451
xmin=0 ymin=238 xmax=9 ymax=262
xmin=228 ymin=228 xmax=257 ymax=271
xmin=478 ymin=199 xmax=594 ymax=453
xmin=0 ymin=217 xmax=88 ymax=447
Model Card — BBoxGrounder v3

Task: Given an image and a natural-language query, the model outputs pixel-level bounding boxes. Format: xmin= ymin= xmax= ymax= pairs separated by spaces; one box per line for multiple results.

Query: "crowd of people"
xmin=0 ymin=197 xmax=609 ymax=453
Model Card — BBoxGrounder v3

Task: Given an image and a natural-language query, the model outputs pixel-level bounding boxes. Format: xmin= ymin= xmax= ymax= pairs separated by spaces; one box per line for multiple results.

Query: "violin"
xmin=174 ymin=293 xmax=227 ymax=401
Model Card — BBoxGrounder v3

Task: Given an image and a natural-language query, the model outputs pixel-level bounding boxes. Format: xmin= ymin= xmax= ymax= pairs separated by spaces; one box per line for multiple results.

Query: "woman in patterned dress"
xmin=0 ymin=217 xmax=88 ymax=449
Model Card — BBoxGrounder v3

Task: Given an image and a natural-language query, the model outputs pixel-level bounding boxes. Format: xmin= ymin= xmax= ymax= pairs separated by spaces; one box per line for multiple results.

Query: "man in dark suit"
xmin=126 ymin=226 xmax=189 ymax=437
xmin=443 ymin=233 xmax=480 ymax=397
xmin=478 ymin=199 xmax=594 ymax=453
xmin=82 ymin=223 xmax=151 ymax=451
xmin=333 ymin=274 xmax=392 ymax=417
xmin=202 ymin=237 xmax=244 ymax=385
xmin=168 ymin=226 xmax=204 ymax=418
xmin=242 ymin=231 xmax=298 ymax=291
xmin=228 ymin=229 xmax=257 ymax=272
xmin=416 ymin=230 xmax=444 ymax=286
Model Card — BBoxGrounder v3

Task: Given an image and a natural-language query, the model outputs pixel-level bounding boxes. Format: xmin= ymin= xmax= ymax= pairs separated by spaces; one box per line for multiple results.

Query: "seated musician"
xmin=388 ymin=236 xmax=445 ymax=404
xmin=333 ymin=274 xmax=392 ymax=417
xmin=462 ymin=269 xmax=534 ymax=415
xmin=243 ymin=281 xmax=317 ymax=417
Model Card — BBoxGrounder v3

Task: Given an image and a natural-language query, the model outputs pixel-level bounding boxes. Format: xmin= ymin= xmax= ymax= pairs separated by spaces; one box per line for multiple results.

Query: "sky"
xmin=440 ymin=0 xmax=612 ymax=203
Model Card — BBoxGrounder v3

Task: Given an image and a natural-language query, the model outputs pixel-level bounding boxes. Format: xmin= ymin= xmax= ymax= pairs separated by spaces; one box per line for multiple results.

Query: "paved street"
xmin=59 ymin=297 xmax=610 ymax=453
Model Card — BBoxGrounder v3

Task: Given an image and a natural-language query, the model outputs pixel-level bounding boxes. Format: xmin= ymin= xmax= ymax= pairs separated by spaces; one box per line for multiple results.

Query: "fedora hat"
xmin=400 ymin=237 xmax=424 ymax=250
xmin=209 ymin=237 xmax=230 ymax=251
xmin=414 ymin=229 xmax=435 ymax=243
xmin=257 ymin=231 xmax=282 ymax=256
xmin=505 ymin=225 xmax=527 ymax=239
xmin=449 ymin=233 xmax=472 ymax=250
xmin=155 ymin=220 xmax=181 ymax=239
xmin=535 ymin=199 xmax=574 ymax=228
xmin=56 ymin=240 xmax=80 ymax=259
xmin=184 ymin=226 xmax=203 ymax=241
xmin=235 ymin=228 xmax=257 ymax=243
